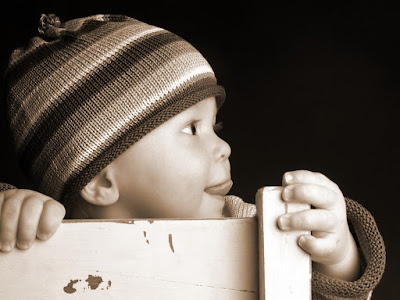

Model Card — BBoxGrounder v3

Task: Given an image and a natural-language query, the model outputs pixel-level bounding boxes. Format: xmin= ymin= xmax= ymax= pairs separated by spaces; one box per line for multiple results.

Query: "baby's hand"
xmin=0 ymin=189 xmax=65 ymax=252
xmin=278 ymin=170 xmax=360 ymax=281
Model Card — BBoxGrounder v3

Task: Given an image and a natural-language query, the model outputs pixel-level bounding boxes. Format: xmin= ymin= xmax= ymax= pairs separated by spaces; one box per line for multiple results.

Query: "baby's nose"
xmin=214 ymin=135 xmax=231 ymax=160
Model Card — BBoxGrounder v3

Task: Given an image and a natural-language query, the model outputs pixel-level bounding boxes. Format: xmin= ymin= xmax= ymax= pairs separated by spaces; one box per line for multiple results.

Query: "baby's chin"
xmin=206 ymin=209 xmax=225 ymax=218
xmin=199 ymin=193 xmax=225 ymax=218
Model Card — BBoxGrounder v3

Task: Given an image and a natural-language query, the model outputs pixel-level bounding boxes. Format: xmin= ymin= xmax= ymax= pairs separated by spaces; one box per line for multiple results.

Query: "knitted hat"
xmin=4 ymin=14 xmax=225 ymax=211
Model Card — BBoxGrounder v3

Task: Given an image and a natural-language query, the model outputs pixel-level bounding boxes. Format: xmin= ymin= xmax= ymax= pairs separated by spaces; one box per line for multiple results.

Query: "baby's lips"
xmin=204 ymin=180 xmax=233 ymax=196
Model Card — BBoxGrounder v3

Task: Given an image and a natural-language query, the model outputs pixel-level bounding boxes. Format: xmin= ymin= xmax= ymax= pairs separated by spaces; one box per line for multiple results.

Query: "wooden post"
xmin=256 ymin=186 xmax=311 ymax=300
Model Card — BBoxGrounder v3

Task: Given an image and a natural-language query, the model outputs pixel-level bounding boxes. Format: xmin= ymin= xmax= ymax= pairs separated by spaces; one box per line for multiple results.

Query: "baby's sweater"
xmin=223 ymin=195 xmax=385 ymax=300
xmin=0 ymin=183 xmax=385 ymax=299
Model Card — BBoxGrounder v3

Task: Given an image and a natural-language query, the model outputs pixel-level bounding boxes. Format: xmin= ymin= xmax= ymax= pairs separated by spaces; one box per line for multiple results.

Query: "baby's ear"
xmin=80 ymin=166 xmax=119 ymax=206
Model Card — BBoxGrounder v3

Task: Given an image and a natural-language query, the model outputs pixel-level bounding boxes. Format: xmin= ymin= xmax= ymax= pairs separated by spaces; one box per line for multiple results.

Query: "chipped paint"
xmin=63 ymin=275 xmax=111 ymax=293
xmin=63 ymin=279 xmax=79 ymax=294
xmin=148 ymin=220 xmax=154 ymax=224
xmin=100 ymin=280 xmax=112 ymax=290
xmin=143 ymin=231 xmax=149 ymax=244
xmin=168 ymin=234 xmax=175 ymax=253
xmin=86 ymin=275 xmax=103 ymax=290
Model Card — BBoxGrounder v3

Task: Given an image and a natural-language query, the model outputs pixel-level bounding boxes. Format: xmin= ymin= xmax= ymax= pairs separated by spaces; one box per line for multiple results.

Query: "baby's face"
xmin=112 ymin=97 xmax=232 ymax=218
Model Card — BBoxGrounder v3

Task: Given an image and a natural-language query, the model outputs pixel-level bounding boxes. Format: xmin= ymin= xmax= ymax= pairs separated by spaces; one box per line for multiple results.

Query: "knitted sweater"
xmin=0 ymin=183 xmax=385 ymax=299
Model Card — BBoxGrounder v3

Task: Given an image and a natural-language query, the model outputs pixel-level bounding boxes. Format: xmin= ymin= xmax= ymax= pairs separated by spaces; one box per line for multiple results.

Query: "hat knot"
xmin=38 ymin=13 xmax=62 ymax=39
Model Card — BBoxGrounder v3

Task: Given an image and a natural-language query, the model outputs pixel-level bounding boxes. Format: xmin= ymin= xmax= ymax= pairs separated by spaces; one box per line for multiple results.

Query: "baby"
xmin=0 ymin=14 xmax=385 ymax=299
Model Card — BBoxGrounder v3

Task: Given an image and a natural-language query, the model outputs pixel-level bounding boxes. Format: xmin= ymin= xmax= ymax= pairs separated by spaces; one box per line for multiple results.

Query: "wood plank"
xmin=0 ymin=218 xmax=258 ymax=299
xmin=256 ymin=186 xmax=311 ymax=300
xmin=1 ymin=186 xmax=313 ymax=299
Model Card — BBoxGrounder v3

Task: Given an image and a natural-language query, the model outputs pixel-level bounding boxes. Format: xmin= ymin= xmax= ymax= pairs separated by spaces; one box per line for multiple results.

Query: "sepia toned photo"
xmin=0 ymin=2 xmax=396 ymax=299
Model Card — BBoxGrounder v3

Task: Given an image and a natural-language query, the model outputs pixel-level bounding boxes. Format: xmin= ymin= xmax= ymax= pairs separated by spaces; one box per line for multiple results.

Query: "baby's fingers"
xmin=17 ymin=198 xmax=45 ymax=249
xmin=283 ymin=183 xmax=344 ymax=211
xmin=283 ymin=170 xmax=342 ymax=195
xmin=298 ymin=235 xmax=338 ymax=264
xmin=0 ymin=192 xmax=24 ymax=252
xmin=37 ymin=199 xmax=65 ymax=240
xmin=278 ymin=209 xmax=337 ymax=232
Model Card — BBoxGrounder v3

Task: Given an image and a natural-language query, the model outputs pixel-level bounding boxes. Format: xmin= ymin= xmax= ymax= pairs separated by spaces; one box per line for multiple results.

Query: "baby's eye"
xmin=213 ymin=121 xmax=223 ymax=133
xmin=182 ymin=122 xmax=197 ymax=135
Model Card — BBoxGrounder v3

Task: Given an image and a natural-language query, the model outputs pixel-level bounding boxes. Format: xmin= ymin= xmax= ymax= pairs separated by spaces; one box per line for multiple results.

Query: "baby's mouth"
xmin=204 ymin=179 xmax=233 ymax=196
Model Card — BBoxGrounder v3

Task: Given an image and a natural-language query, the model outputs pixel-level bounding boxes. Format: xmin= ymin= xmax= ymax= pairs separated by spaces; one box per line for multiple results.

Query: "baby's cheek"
xmin=180 ymin=187 xmax=207 ymax=215
xmin=150 ymin=182 xmax=203 ymax=218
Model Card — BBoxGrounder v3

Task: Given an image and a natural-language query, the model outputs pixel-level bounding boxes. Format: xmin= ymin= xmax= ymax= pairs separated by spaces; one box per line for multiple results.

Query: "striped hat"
xmin=4 ymin=14 xmax=225 ymax=211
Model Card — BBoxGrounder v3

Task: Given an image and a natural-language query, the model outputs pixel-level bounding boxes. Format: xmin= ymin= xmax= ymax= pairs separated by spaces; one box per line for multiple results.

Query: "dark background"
xmin=0 ymin=1 xmax=398 ymax=298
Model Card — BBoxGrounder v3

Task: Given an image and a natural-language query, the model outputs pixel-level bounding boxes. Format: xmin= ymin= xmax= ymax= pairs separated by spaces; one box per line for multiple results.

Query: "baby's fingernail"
xmin=17 ymin=241 xmax=31 ymax=250
xmin=1 ymin=243 xmax=12 ymax=252
xmin=298 ymin=236 xmax=307 ymax=246
xmin=37 ymin=232 xmax=49 ymax=240
xmin=282 ymin=187 xmax=292 ymax=201
xmin=285 ymin=173 xmax=293 ymax=184
xmin=278 ymin=216 xmax=290 ymax=230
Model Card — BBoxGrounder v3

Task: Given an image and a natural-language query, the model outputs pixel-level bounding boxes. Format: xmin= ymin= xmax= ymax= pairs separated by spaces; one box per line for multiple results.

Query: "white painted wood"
xmin=0 ymin=186 xmax=313 ymax=299
xmin=0 ymin=218 xmax=258 ymax=299
xmin=256 ymin=186 xmax=312 ymax=300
